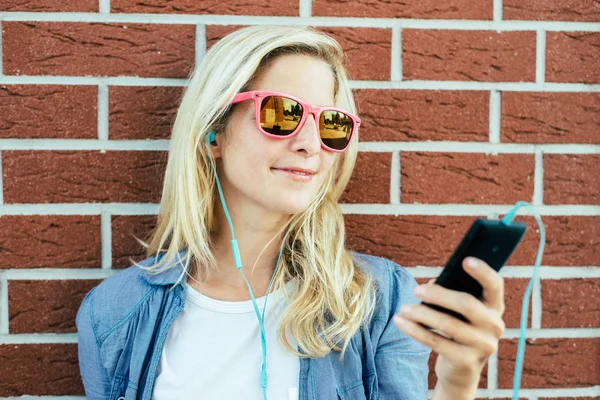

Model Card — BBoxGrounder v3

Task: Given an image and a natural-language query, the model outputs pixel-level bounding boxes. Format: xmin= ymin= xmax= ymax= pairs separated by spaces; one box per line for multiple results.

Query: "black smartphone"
xmin=420 ymin=218 xmax=527 ymax=326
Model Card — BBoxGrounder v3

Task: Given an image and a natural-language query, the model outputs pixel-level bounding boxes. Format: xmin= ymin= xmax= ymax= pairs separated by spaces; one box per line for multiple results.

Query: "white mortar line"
xmin=299 ymin=0 xmax=312 ymax=17
xmin=97 ymin=83 xmax=109 ymax=140
xmin=488 ymin=351 xmax=498 ymax=390
xmin=1 ymin=75 xmax=600 ymax=92
xmin=502 ymin=328 xmax=600 ymax=338
xmin=101 ymin=212 xmax=112 ymax=269
xmin=391 ymin=26 xmax=402 ymax=81
xmin=0 ymin=333 xmax=78 ymax=344
xmin=536 ymin=30 xmax=546 ymax=84
xmin=3 ymin=269 xmax=120 ymax=280
xmin=390 ymin=151 xmax=400 ymax=204
xmin=0 ymin=276 xmax=8 ymax=334
xmin=1 ymin=13 xmax=600 ymax=31
xmin=1 ymin=139 xmax=599 ymax=154
xmin=493 ymin=0 xmax=502 ymax=21
xmin=533 ymin=147 xmax=544 ymax=205
xmin=408 ymin=266 xmax=600 ymax=279
xmin=195 ymin=24 xmax=205 ymax=68
xmin=1 ymin=202 xmax=599 ymax=216
xmin=532 ymin=275 xmax=542 ymax=329
xmin=489 ymin=90 xmax=501 ymax=144
xmin=99 ymin=0 xmax=110 ymax=13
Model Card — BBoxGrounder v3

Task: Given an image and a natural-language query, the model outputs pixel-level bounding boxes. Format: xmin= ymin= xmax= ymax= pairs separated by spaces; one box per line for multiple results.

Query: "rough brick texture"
xmin=504 ymin=0 xmax=600 ymax=22
xmin=354 ymin=89 xmax=489 ymax=142
xmin=498 ymin=338 xmax=600 ymax=388
xmin=0 ymin=215 xmax=101 ymax=269
xmin=546 ymin=32 xmax=600 ymax=83
xmin=2 ymin=150 xmax=167 ymax=203
xmin=112 ymin=215 xmax=158 ymax=268
xmin=504 ymin=279 xmax=532 ymax=329
xmin=313 ymin=0 xmax=493 ymax=20
xmin=0 ymin=85 xmax=97 ymax=139
xmin=0 ymin=344 xmax=83 ymax=396
xmin=340 ymin=152 xmax=391 ymax=204
xmin=403 ymin=30 xmax=537 ymax=82
xmin=9 ymin=279 xmax=102 ymax=333
xmin=544 ymin=154 xmax=600 ymax=205
xmin=400 ymin=152 xmax=535 ymax=204
xmin=501 ymin=92 xmax=600 ymax=144
xmin=111 ymin=0 xmax=298 ymax=15
xmin=345 ymin=215 xmax=599 ymax=267
xmin=542 ymin=278 xmax=600 ymax=328
xmin=109 ymin=86 xmax=184 ymax=140
xmin=0 ymin=0 xmax=97 ymax=11
xmin=2 ymin=22 xmax=195 ymax=78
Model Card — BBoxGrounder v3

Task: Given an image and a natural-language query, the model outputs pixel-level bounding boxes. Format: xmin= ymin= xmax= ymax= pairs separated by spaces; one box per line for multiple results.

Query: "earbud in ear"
xmin=207 ymin=130 xmax=217 ymax=146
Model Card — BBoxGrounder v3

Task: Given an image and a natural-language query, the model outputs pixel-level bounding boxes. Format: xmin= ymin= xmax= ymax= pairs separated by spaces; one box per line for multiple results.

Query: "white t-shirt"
xmin=152 ymin=278 xmax=300 ymax=400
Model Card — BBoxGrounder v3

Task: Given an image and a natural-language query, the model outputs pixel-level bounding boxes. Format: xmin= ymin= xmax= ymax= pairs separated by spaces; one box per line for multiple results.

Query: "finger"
xmin=463 ymin=257 xmax=505 ymax=314
xmin=399 ymin=304 xmax=499 ymax=356
xmin=393 ymin=314 xmax=467 ymax=358
xmin=414 ymin=283 xmax=503 ymax=335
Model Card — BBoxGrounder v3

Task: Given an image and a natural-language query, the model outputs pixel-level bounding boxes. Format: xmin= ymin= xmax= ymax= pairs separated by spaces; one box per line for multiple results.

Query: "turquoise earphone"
xmin=206 ymin=130 xmax=284 ymax=400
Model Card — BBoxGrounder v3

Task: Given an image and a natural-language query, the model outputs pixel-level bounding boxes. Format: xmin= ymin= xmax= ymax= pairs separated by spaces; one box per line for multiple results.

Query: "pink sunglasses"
xmin=230 ymin=90 xmax=360 ymax=153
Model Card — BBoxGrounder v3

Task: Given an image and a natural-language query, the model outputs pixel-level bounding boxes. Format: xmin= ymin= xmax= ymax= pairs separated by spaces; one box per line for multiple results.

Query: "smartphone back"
xmin=423 ymin=218 xmax=527 ymax=323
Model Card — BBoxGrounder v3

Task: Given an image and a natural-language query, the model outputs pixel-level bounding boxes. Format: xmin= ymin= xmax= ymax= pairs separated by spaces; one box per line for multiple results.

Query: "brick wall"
xmin=0 ymin=1 xmax=599 ymax=398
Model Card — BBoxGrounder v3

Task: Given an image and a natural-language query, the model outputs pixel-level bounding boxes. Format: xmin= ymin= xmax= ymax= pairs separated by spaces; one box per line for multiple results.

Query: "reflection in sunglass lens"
xmin=320 ymin=110 xmax=354 ymax=151
xmin=260 ymin=96 xmax=302 ymax=136
xmin=259 ymin=95 xmax=354 ymax=151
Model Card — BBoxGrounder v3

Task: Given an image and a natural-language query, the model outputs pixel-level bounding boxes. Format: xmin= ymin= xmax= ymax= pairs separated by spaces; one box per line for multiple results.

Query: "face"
xmin=211 ymin=54 xmax=339 ymax=218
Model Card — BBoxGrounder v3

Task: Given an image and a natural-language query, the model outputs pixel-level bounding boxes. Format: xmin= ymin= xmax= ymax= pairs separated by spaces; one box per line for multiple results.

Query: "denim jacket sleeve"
xmin=75 ymin=286 xmax=111 ymax=399
xmin=374 ymin=261 xmax=431 ymax=399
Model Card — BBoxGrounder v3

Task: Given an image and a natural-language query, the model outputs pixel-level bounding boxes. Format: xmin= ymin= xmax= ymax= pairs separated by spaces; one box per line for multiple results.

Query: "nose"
xmin=291 ymin=111 xmax=321 ymax=156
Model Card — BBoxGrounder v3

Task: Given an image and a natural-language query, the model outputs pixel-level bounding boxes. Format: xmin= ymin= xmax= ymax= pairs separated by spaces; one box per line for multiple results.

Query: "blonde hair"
xmin=133 ymin=25 xmax=377 ymax=360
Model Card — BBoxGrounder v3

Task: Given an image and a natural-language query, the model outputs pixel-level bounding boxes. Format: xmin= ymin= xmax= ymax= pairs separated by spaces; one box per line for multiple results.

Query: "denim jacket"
xmin=76 ymin=249 xmax=431 ymax=400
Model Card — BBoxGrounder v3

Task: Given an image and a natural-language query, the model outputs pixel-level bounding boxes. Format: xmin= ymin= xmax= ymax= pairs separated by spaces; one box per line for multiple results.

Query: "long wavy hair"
xmin=133 ymin=25 xmax=377 ymax=361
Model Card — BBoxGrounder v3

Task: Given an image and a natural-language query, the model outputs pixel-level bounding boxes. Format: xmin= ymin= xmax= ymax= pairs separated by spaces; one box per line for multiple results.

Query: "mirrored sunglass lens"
xmin=320 ymin=110 xmax=354 ymax=150
xmin=260 ymin=96 xmax=302 ymax=136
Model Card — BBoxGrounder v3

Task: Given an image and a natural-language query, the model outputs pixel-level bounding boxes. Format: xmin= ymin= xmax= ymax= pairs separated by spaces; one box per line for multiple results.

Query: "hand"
xmin=393 ymin=257 xmax=506 ymax=397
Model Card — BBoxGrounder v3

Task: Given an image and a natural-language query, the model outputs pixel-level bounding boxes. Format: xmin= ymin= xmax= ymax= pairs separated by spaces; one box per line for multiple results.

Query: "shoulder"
xmin=350 ymin=251 xmax=419 ymax=318
xmin=76 ymin=252 xmax=179 ymax=343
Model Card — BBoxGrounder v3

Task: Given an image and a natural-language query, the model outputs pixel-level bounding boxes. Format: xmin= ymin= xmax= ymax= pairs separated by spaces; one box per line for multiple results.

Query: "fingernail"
xmin=466 ymin=257 xmax=479 ymax=268
xmin=414 ymin=285 xmax=426 ymax=296
xmin=394 ymin=315 xmax=406 ymax=325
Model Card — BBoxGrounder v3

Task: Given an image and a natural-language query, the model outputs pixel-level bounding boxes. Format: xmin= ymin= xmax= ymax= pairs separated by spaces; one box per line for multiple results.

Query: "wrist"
xmin=431 ymin=379 xmax=478 ymax=400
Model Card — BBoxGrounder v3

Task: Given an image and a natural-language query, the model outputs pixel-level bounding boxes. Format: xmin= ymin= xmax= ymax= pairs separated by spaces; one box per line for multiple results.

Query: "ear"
xmin=207 ymin=130 xmax=222 ymax=159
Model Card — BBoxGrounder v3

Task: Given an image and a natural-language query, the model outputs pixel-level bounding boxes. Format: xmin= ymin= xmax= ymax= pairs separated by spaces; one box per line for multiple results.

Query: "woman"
xmin=76 ymin=25 xmax=505 ymax=400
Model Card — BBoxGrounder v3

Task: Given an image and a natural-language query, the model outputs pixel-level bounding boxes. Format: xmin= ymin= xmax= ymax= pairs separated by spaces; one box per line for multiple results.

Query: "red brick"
xmin=112 ymin=215 xmax=157 ymax=268
xmin=9 ymin=279 xmax=101 ymax=333
xmin=428 ymin=352 xmax=487 ymax=389
xmin=0 ymin=0 xmax=97 ymax=11
xmin=0 ymin=85 xmax=97 ymax=139
xmin=504 ymin=279 xmax=532 ymax=329
xmin=346 ymin=215 xmax=598 ymax=267
xmin=504 ymin=0 xmax=600 ymax=22
xmin=354 ymin=89 xmax=489 ymax=142
xmin=112 ymin=0 xmax=298 ymax=15
xmin=544 ymin=154 xmax=600 ymax=205
xmin=498 ymin=338 xmax=599 ymax=388
xmin=546 ymin=32 xmax=600 ymax=83
xmin=206 ymin=25 xmax=246 ymax=50
xmin=109 ymin=86 xmax=184 ymax=140
xmin=313 ymin=0 xmax=492 ymax=20
xmin=0 ymin=215 xmax=101 ymax=269
xmin=3 ymin=150 xmax=167 ymax=203
xmin=508 ymin=216 xmax=599 ymax=267
xmin=542 ymin=278 xmax=600 ymax=328
xmin=0 ymin=343 xmax=83 ymax=396
xmin=340 ymin=152 xmax=391 ymax=204
xmin=403 ymin=30 xmax=536 ymax=82
xmin=401 ymin=152 xmax=535 ymax=204
xmin=2 ymin=22 xmax=195 ymax=78
xmin=501 ymin=92 xmax=600 ymax=144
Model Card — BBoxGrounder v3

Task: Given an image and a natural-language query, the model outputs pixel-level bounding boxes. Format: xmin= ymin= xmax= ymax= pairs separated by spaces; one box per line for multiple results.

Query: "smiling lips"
xmin=272 ymin=167 xmax=315 ymax=181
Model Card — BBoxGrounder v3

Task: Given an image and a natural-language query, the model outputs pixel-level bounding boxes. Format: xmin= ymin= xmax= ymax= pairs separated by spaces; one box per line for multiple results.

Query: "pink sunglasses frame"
xmin=230 ymin=90 xmax=361 ymax=153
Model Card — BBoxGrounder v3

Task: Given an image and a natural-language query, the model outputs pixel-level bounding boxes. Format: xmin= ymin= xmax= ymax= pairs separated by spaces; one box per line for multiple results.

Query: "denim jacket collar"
xmin=140 ymin=249 xmax=189 ymax=286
